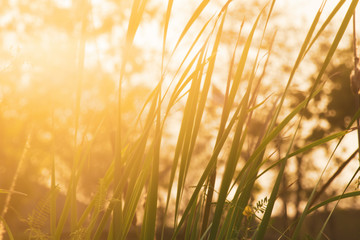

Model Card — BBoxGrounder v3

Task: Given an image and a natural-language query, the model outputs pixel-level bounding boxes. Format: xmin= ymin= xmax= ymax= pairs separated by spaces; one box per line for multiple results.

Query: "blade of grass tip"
xmin=161 ymin=0 xmax=227 ymax=105
xmin=269 ymin=0 xmax=324 ymax=135
xmin=166 ymin=50 xmax=205 ymax=114
xmin=217 ymin=7 xmax=276 ymax=238
xmin=207 ymin=6 xmax=274 ymax=237
xmin=163 ymin=15 xmax=215 ymax=98
xmin=255 ymin=83 xmax=346 ymax=185
xmin=168 ymin=0 xmax=210 ymax=60
xmin=287 ymin=106 xmax=360 ymax=238
xmin=254 ymin=80 xmax=325 ymax=239
xmin=240 ymin=8 xmax=275 ymax=153
xmin=181 ymin=46 xmax=211 ymax=192
xmin=310 ymin=149 xmax=357 ymax=206
xmin=161 ymin=0 xmax=173 ymax=74
xmin=292 ymin=2 xmax=359 ymax=239
xmin=162 ymin=6 xmax=227 ymax=236
xmin=304 ymin=0 xmax=346 ymax=56
xmin=239 ymin=6 xmax=276 ymax=144
xmin=249 ymin=31 xmax=277 ymax=110
xmin=171 ymin=101 xmax=244 ymax=240
xmin=210 ymin=41 xmax=268 ymax=238
xmin=213 ymin=11 xmax=267 ymax=198
xmin=308 ymin=190 xmax=360 ymax=215
xmin=315 ymin=167 xmax=360 ymax=240
xmin=141 ymin=93 xmax=162 ymax=240
xmin=221 ymin=99 xmax=279 ymax=240
xmin=163 ymin=13 xmax=218 ymax=112
xmin=234 ymin=90 xmax=320 ymax=239
xmin=256 ymin=129 xmax=351 ymax=181
xmin=202 ymin=15 xmax=245 ymax=237
xmin=306 ymin=0 xmax=357 ymax=109
xmin=246 ymin=2 xmax=327 ymax=237
xmin=174 ymin=46 xmax=208 ymax=226
xmin=114 ymin=0 xmax=148 ymax=237
xmin=161 ymin=37 xmax=214 ymax=230
xmin=193 ymin=7 xmax=228 ymax=235
xmin=0 ymin=189 xmax=27 ymax=196
xmin=248 ymin=87 xmax=320 ymax=175
xmin=125 ymin=0 xmax=148 ymax=47
xmin=176 ymin=36 xmax=225 ymax=219
xmin=215 ymin=18 xmax=245 ymax=143
xmin=209 ymin=27 xmax=263 ymax=238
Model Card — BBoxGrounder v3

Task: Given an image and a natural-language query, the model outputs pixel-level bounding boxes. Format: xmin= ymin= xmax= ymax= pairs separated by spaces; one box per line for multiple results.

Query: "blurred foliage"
xmin=0 ymin=0 xmax=154 ymax=220
xmin=0 ymin=0 xmax=358 ymax=238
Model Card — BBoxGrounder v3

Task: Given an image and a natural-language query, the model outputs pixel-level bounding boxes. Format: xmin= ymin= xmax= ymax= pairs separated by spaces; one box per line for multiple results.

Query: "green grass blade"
xmin=308 ymin=190 xmax=360 ymax=214
xmin=256 ymin=129 xmax=350 ymax=180
xmin=306 ymin=0 xmax=357 ymax=109
xmin=161 ymin=0 xmax=173 ymax=73
xmin=114 ymin=1 xmax=148 ymax=237
xmin=0 ymin=189 xmax=27 ymax=196
xmin=304 ymin=0 xmax=346 ymax=56
xmin=202 ymin=15 xmax=245 ymax=237
xmin=174 ymin=45 xmax=209 ymax=225
xmin=0 ymin=216 xmax=14 ymax=240
xmin=292 ymin=1 xmax=359 ymax=239
xmin=170 ymin=0 xmax=210 ymax=57
xmin=141 ymin=93 xmax=162 ymax=240
xmin=208 ymin=8 xmax=265 ymax=237
xmin=171 ymin=99 xmax=245 ymax=239
xmin=315 ymin=167 xmax=360 ymax=240
xmin=121 ymin=170 xmax=149 ymax=240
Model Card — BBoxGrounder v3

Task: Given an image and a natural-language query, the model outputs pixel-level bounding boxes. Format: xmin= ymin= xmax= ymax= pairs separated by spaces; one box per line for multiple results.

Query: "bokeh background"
xmin=0 ymin=0 xmax=360 ymax=239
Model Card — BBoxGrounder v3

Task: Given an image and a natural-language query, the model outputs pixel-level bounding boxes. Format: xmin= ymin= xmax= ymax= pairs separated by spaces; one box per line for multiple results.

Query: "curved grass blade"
xmin=308 ymin=190 xmax=360 ymax=214
xmin=171 ymin=93 xmax=245 ymax=239
xmin=315 ymin=167 xmax=360 ymax=240
xmin=114 ymin=0 xmax=149 ymax=237
xmin=169 ymin=0 xmax=210 ymax=58
xmin=292 ymin=1 xmax=359 ymax=239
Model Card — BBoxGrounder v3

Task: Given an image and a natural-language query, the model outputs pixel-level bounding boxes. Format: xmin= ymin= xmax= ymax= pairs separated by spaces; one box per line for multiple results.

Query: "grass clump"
xmin=2 ymin=0 xmax=360 ymax=239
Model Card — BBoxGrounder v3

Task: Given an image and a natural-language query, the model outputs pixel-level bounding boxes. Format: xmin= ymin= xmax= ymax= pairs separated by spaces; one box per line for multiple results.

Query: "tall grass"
xmin=4 ymin=0 xmax=360 ymax=239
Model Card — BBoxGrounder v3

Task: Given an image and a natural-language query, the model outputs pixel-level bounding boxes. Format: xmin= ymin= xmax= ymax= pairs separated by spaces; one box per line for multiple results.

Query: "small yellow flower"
xmin=242 ymin=205 xmax=253 ymax=217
